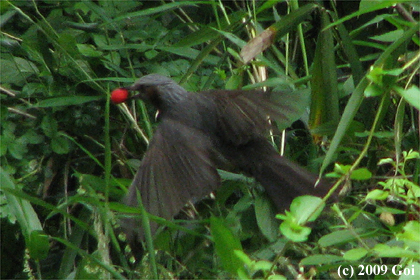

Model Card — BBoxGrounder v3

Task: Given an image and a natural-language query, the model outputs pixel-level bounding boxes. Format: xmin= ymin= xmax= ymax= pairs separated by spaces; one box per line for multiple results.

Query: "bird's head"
xmin=111 ymin=74 xmax=189 ymax=109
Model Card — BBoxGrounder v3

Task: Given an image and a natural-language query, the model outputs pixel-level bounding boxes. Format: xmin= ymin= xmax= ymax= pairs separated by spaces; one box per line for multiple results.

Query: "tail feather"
xmin=221 ymin=137 xmax=333 ymax=210
xmin=255 ymin=155 xmax=332 ymax=210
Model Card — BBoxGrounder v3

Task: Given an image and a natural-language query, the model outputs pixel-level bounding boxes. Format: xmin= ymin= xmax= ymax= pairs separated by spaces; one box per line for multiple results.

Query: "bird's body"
xmin=113 ymin=74 xmax=332 ymax=242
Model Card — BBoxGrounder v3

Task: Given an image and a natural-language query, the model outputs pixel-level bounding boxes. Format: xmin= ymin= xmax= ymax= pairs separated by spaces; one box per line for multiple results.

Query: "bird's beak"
xmin=123 ymin=86 xmax=143 ymax=102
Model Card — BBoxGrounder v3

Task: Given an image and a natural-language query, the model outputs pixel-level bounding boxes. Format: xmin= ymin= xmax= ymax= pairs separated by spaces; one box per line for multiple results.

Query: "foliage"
xmin=1 ymin=0 xmax=419 ymax=279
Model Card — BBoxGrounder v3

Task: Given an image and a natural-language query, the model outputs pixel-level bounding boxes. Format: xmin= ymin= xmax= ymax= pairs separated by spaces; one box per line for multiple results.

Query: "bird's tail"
xmin=254 ymin=155 xmax=333 ymax=210
xmin=227 ymin=138 xmax=334 ymax=210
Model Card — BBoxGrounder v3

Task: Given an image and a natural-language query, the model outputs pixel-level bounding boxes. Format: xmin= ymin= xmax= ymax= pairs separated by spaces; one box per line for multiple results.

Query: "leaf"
xmin=351 ymin=168 xmax=372 ymax=180
xmin=290 ymin=196 xmax=325 ymax=224
xmin=373 ymin=244 xmax=419 ymax=259
xmin=279 ymin=220 xmax=311 ymax=242
xmin=0 ymin=57 xmax=39 ymax=85
xmin=234 ymin=250 xmax=253 ymax=266
xmin=28 ymin=230 xmax=50 ymax=260
xmin=319 ymin=229 xmax=366 ymax=247
xmin=173 ymin=10 xmax=246 ymax=48
xmin=300 ymin=254 xmax=343 ymax=265
xmin=365 ymin=83 xmax=384 ymax=97
xmin=396 ymin=221 xmax=420 ymax=251
xmin=77 ymin=44 xmax=103 ymax=57
xmin=252 ymin=260 xmax=273 ymax=272
xmin=366 ymin=189 xmax=389 ymax=200
xmin=343 ymin=248 xmax=368 ymax=261
xmin=210 ymin=216 xmax=246 ymax=277
xmin=51 ymin=134 xmax=71 ymax=154
xmin=395 ymin=86 xmax=420 ymax=110
xmin=113 ymin=1 xmax=197 ymax=21
xmin=41 ymin=115 xmax=58 ymax=138
xmin=1 ymin=167 xmax=49 ymax=260
xmin=254 ymin=194 xmax=279 ymax=242
xmin=359 ymin=0 xmax=406 ymax=12
xmin=277 ymin=196 xmax=325 ymax=242
xmin=371 ymin=30 xmax=404 ymax=43
xmin=309 ymin=8 xmax=339 ymax=130
xmin=268 ymin=275 xmax=287 ymax=280
xmin=23 ymin=130 xmax=44 ymax=144
xmin=8 ymin=136 xmax=28 ymax=160
xmin=35 ymin=96 xmax=103 ymax=107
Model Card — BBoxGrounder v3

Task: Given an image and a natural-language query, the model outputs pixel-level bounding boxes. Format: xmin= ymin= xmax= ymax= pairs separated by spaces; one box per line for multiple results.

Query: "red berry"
xmin=110 ymin=88 xmax=129 ymax=104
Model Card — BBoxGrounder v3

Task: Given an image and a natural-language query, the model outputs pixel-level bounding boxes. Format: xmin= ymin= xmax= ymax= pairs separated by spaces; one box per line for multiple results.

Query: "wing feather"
xmin=205 ymin=88 xmax=310 ymax=145
xmin=122 ymin=118 xmax=219 ymax=241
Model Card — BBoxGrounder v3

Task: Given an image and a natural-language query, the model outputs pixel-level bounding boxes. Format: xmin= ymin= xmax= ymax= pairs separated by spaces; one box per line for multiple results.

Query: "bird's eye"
xmin=138 ymin=85 xmax=151 ymax=91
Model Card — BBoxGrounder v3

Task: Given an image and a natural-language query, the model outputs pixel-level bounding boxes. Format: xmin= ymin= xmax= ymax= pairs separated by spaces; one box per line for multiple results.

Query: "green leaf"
xmin=8 ymin=136 xmax=28 ymax=160
xmin=290 ymin=196 xmax=325 ymax=224
xmin=351 ymin=168 xmax=372 ymax=180
xmin=28 ymin=230 xmax=50 ymax=260
xmin=279 ymin=220 xmax=311 ymax=242
xmin=35 ymin=96 xmax=103 ymax=107
xmin=254 ymin=194 xmax=279 ymax=242
xmin=41 ymin=115 xmax=58 ymax=138
xmin=395 ymin=86 xmax=420 ymax=110
xmin=397 ymin=221 xmax=420 ymax=251
xmin=375 ymin=206 xmax=406 ymax=215
xmin=277 ymin=196 xmax=325 ymax=242
xmin=404 ymin=150 xmax=420 ymax=160
xmin=56 ymin=33 xmax=79 ymax=58
xmin=373 ymin=244 xmax=419 ymax=259
xmin=77 ymin=44 xmax=103 ymax=57
xmin=234 ymin=250 xmax=253 ymax=266
xmin=1 ymin=167 xmax=49 ymax=260
xmin=210 ymin=216 xmax=246 ymax=277
xmin=51 ymin=134 xmax=71 ymax=154
xmin=370 ymin=30 xmax=404 ymax=43
xmin=144 ymin=49 xmax=159 ymax=60
xmin=343 ymin=247 xmax=368 ymax=261
xmin=210 ymin=27 xmax=246 ymax=48
xmin=0 ymin=57 xmax=39 ymax=85
xmin=23 ymin=130 xmax=44 ymax=144
xmin=225 ymin=72 xmax=244 ymax=90
xmin=366 ymin=189 xmax=389 ymax=200
xmin=309 ymin=8 xmax=339 ymax=129
xmin=174 ymin=10 xmax=246 ymax=48
xmin=300 ymin=254 xmax=343 ymax=265
xmin=329 ymin=164 xmax=372 ymax=180
xmin=114 ymin=1 xmax=197 ymax=21
xmin=252 ymin=260 xmax=273 ymax=272
xmin=268 ymin=275 xmax=287 ymax=280
xmin=319 ymin=229 xmax=367 ymax=247
xmin=365 ymin=82 xmax=384 ymax=97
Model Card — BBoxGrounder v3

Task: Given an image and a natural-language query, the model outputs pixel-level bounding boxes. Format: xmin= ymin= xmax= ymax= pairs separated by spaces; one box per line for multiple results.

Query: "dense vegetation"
xmin=1 ymin=0 xmax=419 ymax=279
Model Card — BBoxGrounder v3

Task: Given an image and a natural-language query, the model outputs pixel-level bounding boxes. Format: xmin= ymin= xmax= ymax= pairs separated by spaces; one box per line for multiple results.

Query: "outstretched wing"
xmin=208 ymin=88 xmax=310 ymax=145
xmin=123 ymin=118 xmax=220 ymax=241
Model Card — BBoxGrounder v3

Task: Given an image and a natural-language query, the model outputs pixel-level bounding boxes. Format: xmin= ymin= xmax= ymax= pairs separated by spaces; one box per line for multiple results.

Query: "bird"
xmin=111 ymin=74 xmax=332 ymax=242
